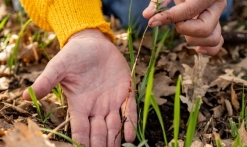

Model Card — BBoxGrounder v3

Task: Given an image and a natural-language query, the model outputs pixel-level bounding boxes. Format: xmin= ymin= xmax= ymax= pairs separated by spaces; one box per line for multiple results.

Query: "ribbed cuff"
xmin=47 ymin=0 xmax=115 ymax=48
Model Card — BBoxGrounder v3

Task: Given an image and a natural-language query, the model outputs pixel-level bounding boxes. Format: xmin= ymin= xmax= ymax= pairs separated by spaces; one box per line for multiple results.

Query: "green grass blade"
xmin=152 ymin=27 xmax=159 ymax=48
xmin=185 ymin=97 xmax=201 ymax=147
xmin=138 ymin=27 xmax=159 ymax=102
xmin=43 ymin=106 xmax=66 ymax=123
xmin=155 ymin=30 xmax=169 ymax=60
xmin=174 ymin=75 xmax=181 ymax=147
xmin=229 ymin=118 xmax=238 ymax=137
xmin=142 ymin=65 xmax=154 ymax=138
xmin=52 ymin=84 xmax=62 ymax=102
xmin=0 ymin=14 xmax=9 ymax=30
xmin=8 ymin=19 xmax=32 ymax=71
xmin=137 ymin=140 xmax=148 ymax=147
xmin=150 ymin=93 xmax=168 ymax=146
xmin=28 ymin=86 xmax=43 ymax=121
xmin=216 ymin=139 xmax=222 ymax=147
xmin=122 ymin=143 xmax=136 ymax=147
xmin=40 ymin=128 xmax=82 ymax=147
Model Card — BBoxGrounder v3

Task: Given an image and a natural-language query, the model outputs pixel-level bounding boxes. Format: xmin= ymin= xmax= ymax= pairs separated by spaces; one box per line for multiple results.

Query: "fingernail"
xmin=197 ymin=49 xmax=208 ymax=55
xmin=150 ymin=21 xmax=162 ymax=27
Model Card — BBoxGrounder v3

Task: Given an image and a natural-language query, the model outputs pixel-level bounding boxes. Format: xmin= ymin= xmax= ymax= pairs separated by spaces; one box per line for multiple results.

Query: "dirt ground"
xmin=1 ymin=0 xmax=247 ymax=147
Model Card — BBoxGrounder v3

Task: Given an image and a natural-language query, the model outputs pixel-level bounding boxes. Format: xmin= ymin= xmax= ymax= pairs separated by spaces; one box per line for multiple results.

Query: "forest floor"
xmin=0 ymin=0 xmax=247 ymax=147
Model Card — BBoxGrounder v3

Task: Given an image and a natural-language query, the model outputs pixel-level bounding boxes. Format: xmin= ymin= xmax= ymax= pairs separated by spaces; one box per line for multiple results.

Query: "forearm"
xmin=20 ymin=0 xmax=114 ymax=48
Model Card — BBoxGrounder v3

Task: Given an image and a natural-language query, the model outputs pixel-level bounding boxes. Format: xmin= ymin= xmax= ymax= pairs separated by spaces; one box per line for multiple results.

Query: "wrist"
xmin=68 ymin=29 xmax=111 ymax=43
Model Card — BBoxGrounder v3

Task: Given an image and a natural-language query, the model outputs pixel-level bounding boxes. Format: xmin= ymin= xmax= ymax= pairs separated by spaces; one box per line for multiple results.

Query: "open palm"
xmin=23 ymin=29 xmax=137 ymax=147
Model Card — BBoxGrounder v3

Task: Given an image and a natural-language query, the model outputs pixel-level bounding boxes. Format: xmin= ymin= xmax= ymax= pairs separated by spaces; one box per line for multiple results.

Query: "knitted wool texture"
xmin=20 ymin=0 xmax=114 ymax=48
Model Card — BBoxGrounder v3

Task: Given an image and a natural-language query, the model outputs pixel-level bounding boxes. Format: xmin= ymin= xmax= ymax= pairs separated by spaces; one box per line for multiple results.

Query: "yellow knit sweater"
xmin=20 ymin=0 xmax=114 ymax=48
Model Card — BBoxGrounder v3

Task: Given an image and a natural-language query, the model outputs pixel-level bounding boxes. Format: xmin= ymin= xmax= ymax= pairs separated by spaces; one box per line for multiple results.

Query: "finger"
xmin=69 ymin=109 xmax=90 ymax=147
xmin=106 ymin=111 xmax=121 ymax=147
xmin=175 ymin=0 xmax=226 ymax=37
xmin=22 ymin=54 xmax=66 ymax=100
xmin=184 ymin=23 xmax=221 ymax=47
xmin=148 ymin=0 xmax=218 ymax=27
xmin=90 ymin=116 xmax=107 ymax=147
xmin=143 ymin=0 xmax=172 ymax=19
xmin=196 ymin=36 xmax=224 ymax=56
xmin=121 ymin=92 xmax=137 ymax=142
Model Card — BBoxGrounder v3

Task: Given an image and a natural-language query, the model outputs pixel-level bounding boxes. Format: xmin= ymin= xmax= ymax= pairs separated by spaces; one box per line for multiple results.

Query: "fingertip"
xmin=142 ymin=6 xmax=156 ymax=19
xmin=124 ymin=125 xmax=136 ymax=143
xmin=22 ymin=89 xmax=31 ymax=100
xmin=196 ymin=36 xmax=224 ymax=56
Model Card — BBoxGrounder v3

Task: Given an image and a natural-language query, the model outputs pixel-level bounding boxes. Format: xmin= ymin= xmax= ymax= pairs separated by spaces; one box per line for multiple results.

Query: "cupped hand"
xmin=143 ymin=0 xmax=227 ymax=56
xmin=22 ymin=29 xmax=137 ymax=147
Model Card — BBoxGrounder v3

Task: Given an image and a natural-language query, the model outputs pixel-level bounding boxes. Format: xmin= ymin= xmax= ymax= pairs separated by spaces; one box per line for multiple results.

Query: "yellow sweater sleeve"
xmin=20 ymin=0 xmax=114 ymax=48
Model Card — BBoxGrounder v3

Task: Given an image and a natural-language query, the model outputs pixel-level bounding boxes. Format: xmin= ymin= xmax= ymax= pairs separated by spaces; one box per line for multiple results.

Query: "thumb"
xmin=143 ymin=0 xmax=172 ymax=19
xmin=23 ymin=56 xmax=66 ymax=100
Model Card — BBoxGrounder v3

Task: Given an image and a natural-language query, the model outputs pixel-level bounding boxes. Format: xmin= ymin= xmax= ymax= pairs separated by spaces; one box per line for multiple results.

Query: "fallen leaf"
xmin=0 ymin=77 xmax=9 ymax=91
xmin=231 ymin=84 xmax=240 ymax=111
xmin=224 ymin=99 xmax=233 ymax=116
xmin=198 ymin=112 xmax=207 ymax=123
xmin=0 ymin=119 xmax=13 ymax=130
xmin=210 ymin=69 xmax=247 ymax=91
xmin=20 ymin=71 xmax=42 ymax=82
xmin=238 ymin=121 xmax=247 ymax=146
xmin=191 ymin=140 xmax=204 ymax=147
xmin=3 ymin=119 xmax=56 ymax=147
xmin=211 ymin=105 xmax=224 ymax=118
xmin=221 ymin=139 xmax=233 ymax=147
xmin=182 ymin=55 xmax=210 ymax=98
xmin=168 ymin=139 xmax=184 ymax=147
xmin=40 ymin=94 xmax=66 ymax=126
xmin=153 ymin=73 xmax=175 ymax=105
xmin=2 ymin=103 xmax=31 ymax=116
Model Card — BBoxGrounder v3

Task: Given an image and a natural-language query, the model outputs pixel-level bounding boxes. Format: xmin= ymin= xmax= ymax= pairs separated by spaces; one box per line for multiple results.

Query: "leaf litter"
xmin=0 ymin=1 xmax=247 ymax=147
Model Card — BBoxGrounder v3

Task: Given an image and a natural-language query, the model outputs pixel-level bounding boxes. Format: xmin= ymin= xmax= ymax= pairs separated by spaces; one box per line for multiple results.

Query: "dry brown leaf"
xmin=238 ymin=121 xmax=247 ymax=146
xmin=135 ymin=62 xmax=148 ymax=83
xmin=204 ymin=144 xmax=213 ymax=147
xmin=212 ymin=128 xmax=225 ymax=146
xmin=3 ymin=119 xmax=56 ymax=147
xmin=153 ymin=73 xmax=175 ymax=105
xmin=231 ymin=85 xmax=240 ymax=111
xmin=182 ymin=55 xmax=210 ymax=98
xmin=221 ymin=139 xmax=233 ymax=147
xmin=40 ymin=94 xmax=66 ymax=126
xmin=0 ymin=77 xmax=9 ymax=91
xmin=20 ymin=71 xmax=42 ymax=82
xmin=211 ymin=105 xmax=224 ymax=118
xmin=2 ymin=102 xmax=31 ymax=116
xmin=133 ymin=34 xmax=153 ymax=49
xmin=168 ymin=139 xmax=184 ymax=147
xmin=191 ymin=140 xmax=204 ymax=147
xmin=198 ymin=112 xmax=206 ymax=123
xmin=0 ymin=119 xmax=13 ymax=130
xmin=224 ymin=99 xmax=233 ymax=116
xmin=180 ymin=95 xmax=192 ymax=112
xmin=210 ymin=69 xmax=247 ymax=91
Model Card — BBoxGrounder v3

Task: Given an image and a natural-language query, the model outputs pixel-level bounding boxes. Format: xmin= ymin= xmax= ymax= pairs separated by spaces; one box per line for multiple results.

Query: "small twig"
xmin=131 ymin=25 xmax=149 ymax=77
xmin=64 ymin=107 xmax=70 ymax=132
xmin=46 ymin=117 xmax=71 ymax=139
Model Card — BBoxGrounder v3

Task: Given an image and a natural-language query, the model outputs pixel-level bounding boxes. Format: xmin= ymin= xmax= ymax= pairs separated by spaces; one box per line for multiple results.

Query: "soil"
xmin=1 ymin=0 xmax=247 ymax=147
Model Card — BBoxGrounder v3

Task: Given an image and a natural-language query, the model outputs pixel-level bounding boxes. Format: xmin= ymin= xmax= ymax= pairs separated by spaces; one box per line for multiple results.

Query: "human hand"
xmin=22 ymin=29 xmax=137 ymax=147
xmin=143 ymin=0 xmax=227 ymax=56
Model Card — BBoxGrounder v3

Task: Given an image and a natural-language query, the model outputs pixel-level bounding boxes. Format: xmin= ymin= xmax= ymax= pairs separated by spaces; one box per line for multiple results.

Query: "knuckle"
xmin=209 ymin=37 xmax=221 ymax=46
xmin=185 ymin=2 xmax=196 ymax=19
